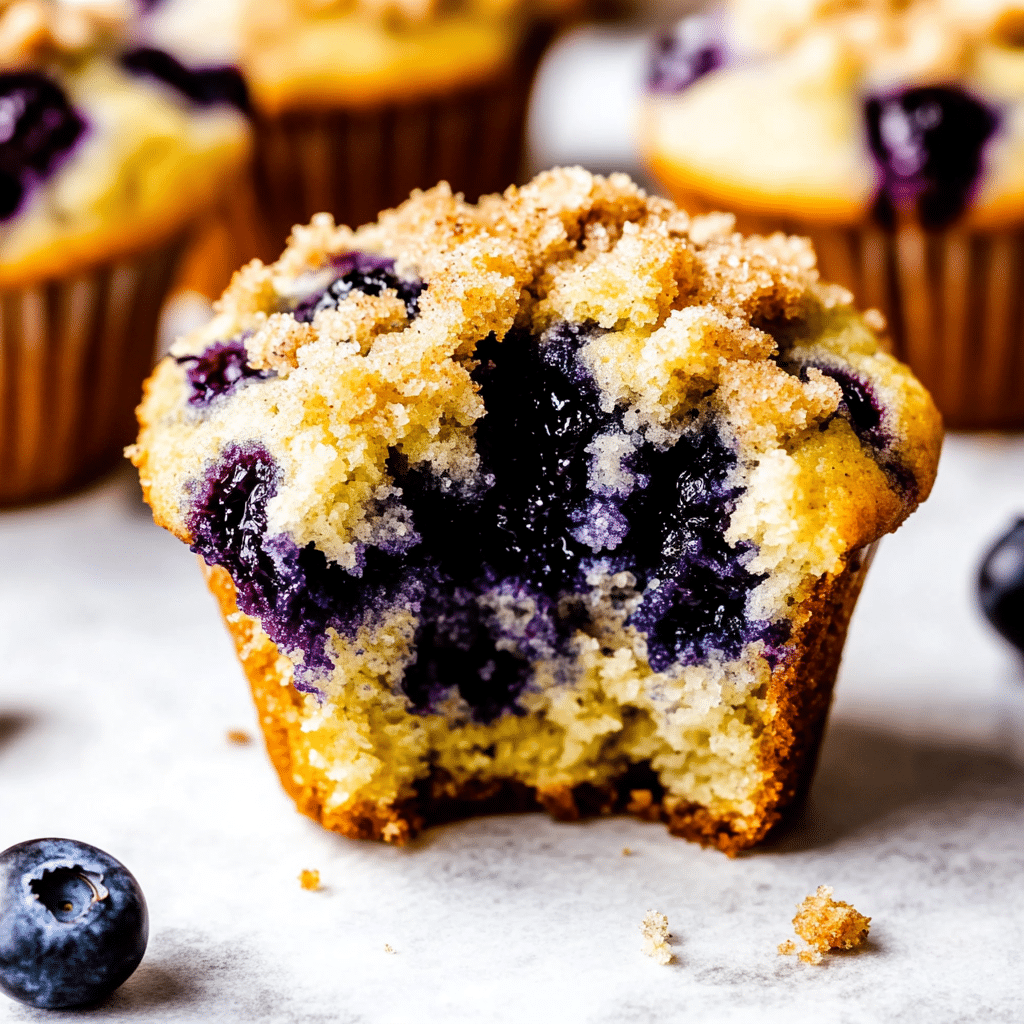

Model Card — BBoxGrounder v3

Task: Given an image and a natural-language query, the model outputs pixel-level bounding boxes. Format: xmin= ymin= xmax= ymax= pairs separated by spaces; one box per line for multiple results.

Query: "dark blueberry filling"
xmin=176 ymin=339 xmax=271 ymax=407
xmin=292 ymin=252 xmax=425 ymax=323
xmin=190 ymin=324 xmax=776 ymax=719
xmin=647 ymin=15 xmax=725 ymax=95
xmin=864 ymin=86 xmax=999 ymax=229
xmin=120 ymin=47 xmax=249 ymax=113
xmin=0 ymin=73 xmax=86 ymax=221
xmin=805 ymin=365 xmax=888 ymax=451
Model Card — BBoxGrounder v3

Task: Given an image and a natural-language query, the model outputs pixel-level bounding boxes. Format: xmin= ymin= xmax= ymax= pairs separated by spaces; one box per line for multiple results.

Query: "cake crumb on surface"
xmin=779 ymin=886 xmax=870 ymax=964
xmin=298 ymin=869 xmax=321 ymax=891
xmin=640 ymin=910 xmax=673 ymax=965
xmin=226 ymin=729 xmax=252 ymax=744
xmin=384 ymin=943 xmax=396 ymax=954
xmin=622 ymin=847 xmax=632 ymax=856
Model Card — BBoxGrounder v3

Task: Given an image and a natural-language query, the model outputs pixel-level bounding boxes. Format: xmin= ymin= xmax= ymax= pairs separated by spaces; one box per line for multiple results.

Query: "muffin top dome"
xmin=139 ymin=0 xmax=579 ymax=115
xmin=642 ymin=0 xmax=1024 ymax=228
xmin=0 ymin=0 xmax=250 ymax=285
xmin=131 ymin=168 xmax=941 ymax=696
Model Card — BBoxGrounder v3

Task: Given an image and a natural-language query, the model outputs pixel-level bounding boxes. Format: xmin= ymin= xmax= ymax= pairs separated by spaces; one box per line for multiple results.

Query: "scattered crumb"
xmin=778 ymin=886 xmax=870 ymax=965
xmin=622 ymin=847 xmax=632 ymax=856
xmin=226 ymin=729 xmax=252 ymax=745
xmin=383 ymin=943 xmax=396 ymax=954
xmin=298 ymin=869 xmax=321 ymax=891
xmin=640 ymin=910 xmax=673 ymax=965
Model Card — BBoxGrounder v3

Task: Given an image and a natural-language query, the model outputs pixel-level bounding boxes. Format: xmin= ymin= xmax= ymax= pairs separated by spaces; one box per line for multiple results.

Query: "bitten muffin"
xmin=642 ymin=0 xmax=1024 ymax=428
xmin=140 ymin=0 xmax=580 ymax=258
xmin=130 ymin=168 xmax=941 ymax=853
xmin=0 ymin=0 xmax=250 ymax=504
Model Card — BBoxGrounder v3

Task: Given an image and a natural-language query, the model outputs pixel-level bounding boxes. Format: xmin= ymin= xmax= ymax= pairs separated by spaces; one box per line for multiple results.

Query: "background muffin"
xmin=157 ymin=0 xmax=581 ymax=260
xmin=131 ymin=168 xmax=941 ymax=853
xmin=0 ymin=0 xmax=250 ymax=504
xmin=641 ymin=0 xmax=1024 ymax=429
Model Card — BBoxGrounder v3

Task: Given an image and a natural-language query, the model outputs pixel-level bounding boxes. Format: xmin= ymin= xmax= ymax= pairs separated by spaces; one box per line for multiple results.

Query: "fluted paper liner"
xmin=0 ymin=242 xmax=180 ymax=505
xmin=250 ymin=37 xmax=548 ymax=257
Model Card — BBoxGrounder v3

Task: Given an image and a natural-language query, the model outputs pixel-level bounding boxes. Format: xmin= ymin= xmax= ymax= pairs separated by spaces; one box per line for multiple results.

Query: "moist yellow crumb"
xmin=226 ymin=729 xmax=253 ymax=745
xmin=383 ymin=943 xmax=396 ymax=954
xmin=298 ymin=869 xmax=321 ymax=891
xmin=640 ymin=910 xmax=673 ymax=965
xmin=779 ymin=885 xmax=870 ymax=964
xmin=622 ymin=847 xmax=632 ymax=856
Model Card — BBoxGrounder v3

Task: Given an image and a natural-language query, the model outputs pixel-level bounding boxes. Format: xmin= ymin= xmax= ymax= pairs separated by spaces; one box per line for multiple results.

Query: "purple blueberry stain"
xmin=0 ymin=72 xmax=87 ymax=221
xmin=120 ymin=47 xmax=249 ymax=113
xmin=864 ymin=86 xmax=999 ymax=229
xmin=189 ymin=321 xmax=779 ymax=721
xmin=176 ymin=339 xmax=272 ymax=407
xmin=647 ymin=13 xmax=726 ymax=95
xmin=292 ymin=252 xmax=425 ymax=323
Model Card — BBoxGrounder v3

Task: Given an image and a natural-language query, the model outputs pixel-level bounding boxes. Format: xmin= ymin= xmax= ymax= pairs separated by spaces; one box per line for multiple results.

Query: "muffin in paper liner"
xmin=131 ymin=168 xmax=941 ymax=854
xmin=0 ymin=239 xmax=182 ymax=504
xmin=0 ymin=2 xmax=251 ymax=504
xmin=248 ymin=31 xmax=547 ymax=259
xmin=641 ymin=0 xmax=1024 ymax=429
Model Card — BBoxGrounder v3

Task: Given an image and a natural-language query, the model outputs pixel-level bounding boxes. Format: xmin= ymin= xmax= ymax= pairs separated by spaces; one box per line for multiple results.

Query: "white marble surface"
xmin=1 ymin=434 xmax=1023 ymax=1024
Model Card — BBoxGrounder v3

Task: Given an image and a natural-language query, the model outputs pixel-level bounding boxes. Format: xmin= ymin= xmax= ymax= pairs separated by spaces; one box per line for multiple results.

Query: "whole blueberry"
xmin=979 ymin=519 xmax=1024 ymax=655
xmin=0 ymin=838 xmax=148 ymax=1009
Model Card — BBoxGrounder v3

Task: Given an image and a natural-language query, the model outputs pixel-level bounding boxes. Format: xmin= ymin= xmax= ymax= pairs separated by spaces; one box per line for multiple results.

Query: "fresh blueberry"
xmin=120 ymin=47 xmax=249 ymax=113
xmin=979 ymin=519 xmax=1024 ymax=655
xmin=647 ymin=14 xmax=726 ymax=95
xmin=864 ymin=86 xmax=999 ymax=229
xmin=0 ymin=72 xmax=87 ymax=222
xmin=0 ymin=838 xmax=148 ymax=1009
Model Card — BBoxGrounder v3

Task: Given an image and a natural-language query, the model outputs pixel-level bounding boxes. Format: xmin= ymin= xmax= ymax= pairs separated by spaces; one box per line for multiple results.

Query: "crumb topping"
xmin=640 ymin=910 xmax=673 ymax=965
xmin=298 ymin=868 xmax=321 ymax=890
xmin=778 ymin=885 xmax=871 ymax=964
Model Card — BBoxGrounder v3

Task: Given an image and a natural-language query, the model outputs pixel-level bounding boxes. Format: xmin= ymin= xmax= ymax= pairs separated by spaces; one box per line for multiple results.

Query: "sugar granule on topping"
xmin=778 ymin=886 xmax=870 ymax=965
xmin=298 ymin=869 xmax=321 ymax=891
xmin=640 ymin=910 xmax=673 ymax=965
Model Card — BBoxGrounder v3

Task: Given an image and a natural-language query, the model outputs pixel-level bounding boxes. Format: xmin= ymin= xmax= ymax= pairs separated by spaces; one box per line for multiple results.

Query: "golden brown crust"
xmin=201 ymin=547 xmax=871 ymax=853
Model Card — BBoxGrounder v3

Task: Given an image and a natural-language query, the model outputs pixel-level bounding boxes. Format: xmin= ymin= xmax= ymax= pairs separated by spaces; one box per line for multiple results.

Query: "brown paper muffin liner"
xmin=658 ymin=188 xmax=1023 ymax=430
xmin=0 ymin=240 xmax=182 ymax=506
xmin=198 ymin=542 xmax=875 ymax=855
xmin=249 ymin=30 xmax=553 ymax=257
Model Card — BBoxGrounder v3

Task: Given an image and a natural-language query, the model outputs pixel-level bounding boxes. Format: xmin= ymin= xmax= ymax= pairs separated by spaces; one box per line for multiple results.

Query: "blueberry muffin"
xmin=131 ymin=168 xmax=941 ymax=853
xmin=139 ymin=0 xmax=581 ymax=258
xmin=642 ymin=0 xmax=1024 ymax=429
xmin=0 ymin=0 xmax=250 ymax=504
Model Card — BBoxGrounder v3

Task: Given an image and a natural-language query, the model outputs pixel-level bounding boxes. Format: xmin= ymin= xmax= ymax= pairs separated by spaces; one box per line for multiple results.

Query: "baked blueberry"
xmin=0 ymin=72 xmax=87 ymax=221
xmin=121 ymin=47 xmax=249 ymax=113
xmin=0 ymin=838 xmax=148 ymax=1009
xmin=178 ymin=339 xmax=271 ymax=407
xmin=647 ymin=15 xmax=725 ymax=95
xmin=864 ymin=86 xmax=999 ymax=229
xmin=978 ymin=519 xmax=1024 ymax=655
xmin=292 ymin=252 xmax=425 ymax=322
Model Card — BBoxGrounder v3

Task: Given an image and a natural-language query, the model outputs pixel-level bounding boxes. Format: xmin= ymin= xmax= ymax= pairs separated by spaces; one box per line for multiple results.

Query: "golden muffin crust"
xmin=132 ymin=168 xmax=941 ymax=852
